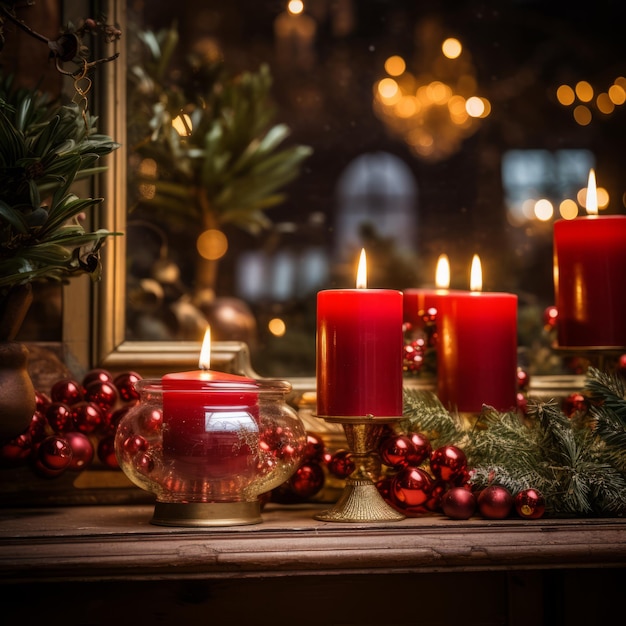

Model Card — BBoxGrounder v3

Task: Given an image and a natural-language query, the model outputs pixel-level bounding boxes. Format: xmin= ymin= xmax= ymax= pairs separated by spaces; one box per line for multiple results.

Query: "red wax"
xmin=316 ymin=289 xmax=403 ymax=418
xmin=161 ymin=370 xmax=260 ymax=486
xmin=403 ymin=288 xmax=447 ymax=328
xmin=437 ymin=291 xmax=518 ymax=413
xmin=554 ymin=215 xmax=626 ymax=349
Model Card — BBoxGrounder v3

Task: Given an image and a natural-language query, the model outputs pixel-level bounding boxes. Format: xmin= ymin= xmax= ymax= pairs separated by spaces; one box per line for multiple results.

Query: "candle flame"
xmin=356 ymin=248 xmax=367 ymax=289
xmin=199 ymin=327 xmax=211 ymax=370
xmin=435 ymin=254 xmax=450 ymax=289
xmin=585 ymin=168 xmax=598 ymax=216
xmin=470 ymin=254 xmax=482 ymax=292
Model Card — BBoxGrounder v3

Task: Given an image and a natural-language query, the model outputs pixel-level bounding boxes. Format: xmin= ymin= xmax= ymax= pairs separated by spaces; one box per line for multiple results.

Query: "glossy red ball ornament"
xmin=302 ymin=433 xmax=325 ymax=463
xmin=477 ymin=485 xmax=514 ymax=519
xmin=38 ymin=435 xmax=73 ymax=471
xmin=0 ymin=431 xmax=32 ymax=466
xmin=430 ymin=445 xmax=467 ymax=482
xmin=135 ymin=452 xmax=155 ymax=474
xmin=113 ymin=371 xmax=142 ymax=403
xmin=97 ymin=435 xmax=119 ymax=469
xmin=82 ymin=368 xmax=114 ymax=388
xmin=29 ymin=411 xmax=49 ymax=443
xmin=425 ymin=480 xmax=448 ymax=512
xmin=327 ymin=449 xmax=355 ymax=479
xmin=562 ymin=392 xmax=588 ymax=419
xmin=406 ymin=432 xmax=432 ymax=466
xmin=65 ymin=432 xmax=95 ymax=471
xmin=289 ymin=462 xmax=325 ymax=499
xmin=50 ymin=378 xmax=84 ymax=405
xmin=379 ymin=434 xmax=415 ymax=469
xmin=84 ymin=380 xmax=119 ymax=413
xmin=514 ymin=488 xmax=546 ymax=519
xmin=516 ymin=367 xmax=530 ymax=391
xmin=122 ymin=434 xmax=148 ymax=456
xmin=45 ymin=401 xmax=75 ymax=433
xmin=391 ymin=467 xmax=433 ymax=509
xmin=70 ymin=401 xmax=104 ymax=434
xmin=441 ymin=487 xmax=477 ymax=520
xmin=35 ymin=390 xmax=51 ymax=413
xmin=543 ymin=305 xmax=558 ymax=329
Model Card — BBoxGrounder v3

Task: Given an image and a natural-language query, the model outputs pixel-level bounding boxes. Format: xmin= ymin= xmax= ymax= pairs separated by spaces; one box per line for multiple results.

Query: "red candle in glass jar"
xmin=553 ymin=169 xmax=626 ymax=349
xmin=161 ymin=328 xmax=260 ymax=484
xmin=437 ymin=256 xmax=518 ymax=413
xmin=316 ymin=249 xmax=404 ymax=418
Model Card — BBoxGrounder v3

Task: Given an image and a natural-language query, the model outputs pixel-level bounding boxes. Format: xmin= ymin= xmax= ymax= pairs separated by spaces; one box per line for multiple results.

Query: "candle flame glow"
xmin=470 ymin=254 xmax=482 ymax=292
xmin=199 ymin=327 xmax=211 ymax=370
xmin=586 ymin=168 xmax=598 ymax=216
xmin=435 ymin=254 xmax=450 ymax=289
xmin=356 ymin=248 xmax=367 ymax=288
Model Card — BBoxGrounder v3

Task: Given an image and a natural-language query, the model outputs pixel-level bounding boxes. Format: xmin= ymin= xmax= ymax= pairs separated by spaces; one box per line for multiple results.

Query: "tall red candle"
xmin=553 ymin=170 xmax=626 ymax=349
xmin=316 ymin=250 xmax=404 ymax=418
xmin=437 ymin=256 xmax=518 ymax=413
xmin=403 ymin=255 xmax=451 ymax=328
xmin=161 ymin=330 xmax=260 ymax=487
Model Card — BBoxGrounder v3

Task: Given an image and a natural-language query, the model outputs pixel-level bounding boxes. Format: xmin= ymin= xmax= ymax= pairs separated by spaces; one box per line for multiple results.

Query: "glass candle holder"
xmin=115 ymin=378 xmax=306 ymax=526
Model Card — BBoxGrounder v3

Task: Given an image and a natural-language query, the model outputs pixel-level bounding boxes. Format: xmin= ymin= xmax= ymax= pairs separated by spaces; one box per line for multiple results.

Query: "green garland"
xmin=401 ymin=367 xmax=626 ymax=517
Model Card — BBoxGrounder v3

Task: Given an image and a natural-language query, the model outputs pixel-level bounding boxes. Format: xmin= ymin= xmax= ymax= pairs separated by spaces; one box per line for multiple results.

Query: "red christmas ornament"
xmin=97 ymin=435 xmax=119 ymax=469
xmin=516 ymin=392 xmax=528 ymax=415
xmin=45 ymin=401 xmax=75 ymax=433
xmin=477 ymin=485 xmax=514 ymax=519
xmin=35 ymin=390 xmax=51 ymax=413
xmin=327 ymin=449 xmax=355 ymax=479
xmin=113 ymin=371 xmax=143 ymax=403
xmin=430 ymin=445 xmax=467 ymax=482
xmin=379 ymin=434 xmax=415 ymax=469
xmin=562 ymin=392 xmax=588 ymax=418
xmin=70 ymin=401 xmax=104 ymax=434
xmin=302 ymin=433 xmax=325 ymax=463
xmin=543 ymin=305 xmax=558 ymax=329
xmin=516 ymin=367 xmax=530 ymax=391
xmin=28 ymin=411 xmax=49 ymax=443
xmin=441 ymin=487 xmax=476 ymax=520
xmin=50 ymin=378 xmax=84 ymax=405
xmin=82 ymin=368 xmax=114 ymax=388
xmin=84 ymin=380 xmax=119 ymax=413
xmin=37 ymin=435 xmax=73 ymax=471
xmin=135 ymin=452 xmax=155 ymax=474
xmin=289 ymin=462 xmax=325 ymax=499
xmin=424 ymin=479 xmax=447 ymax=512
xmin=391 ymin=466 xmax=433 ymax=509
xmin=122 ymin=434 xmax=148 ymax=456
xmin=0 ymin=431 xmax=32 ymax=466
xmin=65 ymin=432 xmax=95 ymax=471
xmin=514 ymin=488 xmax=546 ymax=519
xmin=406 ymin=432 xmax=432 ymax=466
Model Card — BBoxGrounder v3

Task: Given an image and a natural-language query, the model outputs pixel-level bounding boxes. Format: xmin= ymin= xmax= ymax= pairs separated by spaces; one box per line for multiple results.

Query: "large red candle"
xmin=437 ymin=257 xmax=518 ymax=413
xmin=316 ymin=250 xmax=404 ymax=418
xmin=403 ymin=255 xmax=451 ymax=329
xmin=553 ymin=170 xmax=626 ymax=349
xmin=161 ymin=330 xmax=260 ymax=488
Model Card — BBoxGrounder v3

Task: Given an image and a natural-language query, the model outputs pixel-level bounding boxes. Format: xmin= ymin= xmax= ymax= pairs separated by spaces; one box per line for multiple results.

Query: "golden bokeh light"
xmin=287 ymin=0 xmax=304 ymax=16
xmin=385 ymin=55 xmax=406 ymax=77
xmin=197 ymin=229 xmax=228 ymax=261
xmin=466 ymin=96 xmax=485 ymax=118
xmin=608 ymin=83 xmax=626 ymax=105
xmin=377 ymin=78 xmax=400 ymax=101
xmin=172 ymin=113 xmax=192 ymax=136
xmin=442 ymin=38 xmax=462 ymax=59
xmin=268 ymin=318 xmax=287 ymax=337
xmin=596 ymin=93 xmax=615 ymax=115
xmin=575 ymin=80 xmax=594 ymax=102
xmin=556 ymin=84 xmax=576 ymax=106
xmin=559 ymin=199 xmax=579 ymax=220
xmin=534 ymin=199 xmax=554 ymax=221
xmin=573 ymin=105 xmax=592 ymax=125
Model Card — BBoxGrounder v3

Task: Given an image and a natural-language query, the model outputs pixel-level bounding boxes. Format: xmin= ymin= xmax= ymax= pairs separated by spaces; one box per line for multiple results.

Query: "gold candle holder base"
xmin=151 ymin=500 xmax=262 ymax=527
xmin=314 ymin=415 xmax=405 ymax=523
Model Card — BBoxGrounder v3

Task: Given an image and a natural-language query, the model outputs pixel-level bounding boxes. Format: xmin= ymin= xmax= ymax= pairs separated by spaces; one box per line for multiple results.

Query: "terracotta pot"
xmin=0 ymin=342 xmax=36 ymax=441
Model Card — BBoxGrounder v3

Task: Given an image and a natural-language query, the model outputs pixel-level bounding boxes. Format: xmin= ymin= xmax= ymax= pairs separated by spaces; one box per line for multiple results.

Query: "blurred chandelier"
xmin=373 ymin=23 xmax=490 ymax=162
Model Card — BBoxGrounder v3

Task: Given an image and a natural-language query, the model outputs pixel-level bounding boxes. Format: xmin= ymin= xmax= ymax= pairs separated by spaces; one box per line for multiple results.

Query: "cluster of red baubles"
xmin=0 ymin=369 xmax=142 ymax=477
xmin=277 ymin=429 xmax=546 ymax=520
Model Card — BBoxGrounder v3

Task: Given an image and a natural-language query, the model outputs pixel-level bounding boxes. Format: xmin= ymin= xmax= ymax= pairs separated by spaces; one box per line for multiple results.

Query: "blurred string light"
xmin=556 ymin=76 xmax=626 ymax=125
xmin=373 ymin=32 xmax=490 ymax=162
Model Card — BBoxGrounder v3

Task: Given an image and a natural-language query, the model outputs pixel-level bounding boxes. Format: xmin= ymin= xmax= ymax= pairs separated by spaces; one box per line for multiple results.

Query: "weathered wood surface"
xmin=1 ymin=504 xmax=624 ymax=583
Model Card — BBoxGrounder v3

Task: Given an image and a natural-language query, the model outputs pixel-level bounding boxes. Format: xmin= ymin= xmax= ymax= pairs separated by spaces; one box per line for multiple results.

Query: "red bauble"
xmin=35 ymin=390 xmax=51 ymax=413
xmin=424 ymin=480 xmax=447 ymax=512
xmin=84 ymin=380 xmax=119 ymax=413
xmin=289 ymin=462 xmax=325 ymax=499
xmin=28 ymin=411 xmax=49 ymax=443
xmin=82 ymin=368 xmax=114 ymax=388
xmin=97 ymin=435 xmax=119 ymax=469
xmin=430 ymin=445 xmax=467 ymax=482
xmin=122 ymin=434 xmax=148 ymax=456
xmin=302 ymin=433 xmax=325 ymax=463
xmin=50 ymin=378 xmax=84 ymax=405
xmin=327 ymin=449 xmax=355 ymax=479
xmin=543 ymin=305 xmax=558 ymax=329
xmin=0 ymin=431 xmax=32 ymax=466
xmin=113 ymin=371 xmax=143 ymax=403
xmin=514 ymin=488 xmax=546 ymax=519
xmin=477 ymin=485 xmax=514 ymax=519
xmin=70 ymin=401 xmax=104 ymax=434
xmin=406 ymin=432 xmax=432 ymax=466
xmin=45 ymin=401 xmax=75 ymax=433
xmin=37 ymin=435 xmax=73 ymax=471
xmin=516 ymin=392 xmax=528 ymax=415
xmin=441 ymin=487 xmax=477 ymax=520
xmin=379 ymin=434 xmax=415 ymax=469
xmin=391 ymin=466 xmax=433 ymax=509
xmin=65 ymin=432 xmax=95 ymax=471
xmin=516 ymin=367 xmax=530 ymax=391
xmin=562 ymin=392 xmax=588 ymax=418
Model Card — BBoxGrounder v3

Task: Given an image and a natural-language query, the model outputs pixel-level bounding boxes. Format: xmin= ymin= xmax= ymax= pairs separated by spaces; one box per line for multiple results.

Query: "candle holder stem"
xmin=314 ymin=417 xmax=405 ymax=522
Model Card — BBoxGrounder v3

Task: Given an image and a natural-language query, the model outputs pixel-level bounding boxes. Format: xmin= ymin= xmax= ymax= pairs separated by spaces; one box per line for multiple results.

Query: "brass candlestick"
xmin=314 ymin=415 xmax=405 ymax=523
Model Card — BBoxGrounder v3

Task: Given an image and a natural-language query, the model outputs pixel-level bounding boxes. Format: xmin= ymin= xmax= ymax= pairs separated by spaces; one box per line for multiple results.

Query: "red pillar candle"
xmin=403 ymin=254 xmax=451 ymax=328
xmin=437 ymin=256 xmax=518 ymax=413
xmin=316 ymin=250 xmax=404 ymax=418
xmin=553 ymin=169 xmax=626 ymax=349
xmin=161 ymin=329 xmax=260 ymax=490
